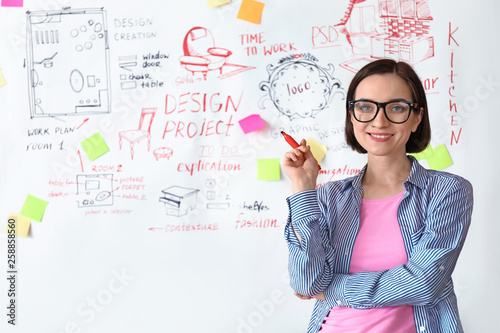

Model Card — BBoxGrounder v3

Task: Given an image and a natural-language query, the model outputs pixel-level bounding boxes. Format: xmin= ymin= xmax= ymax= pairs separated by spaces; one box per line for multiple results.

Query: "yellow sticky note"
xmin=207 ymin=0 xmax=230 ymax=7
xmin=81 ymin=132 xmax=109 ymax=161
xmin=307 ymin=138 xmax=328 ymax=164
xmin=20 ymin=194 xmax=48 ymax=222
xmin=6 ymin=213 xmax=31 ymax=237
xmin=237 ymin=0 xmax=265 ymax=24
xmin=257 ymin=158 xmax=280 ymax=180
xmin=0 ymin=69 xmax=6 ymax=87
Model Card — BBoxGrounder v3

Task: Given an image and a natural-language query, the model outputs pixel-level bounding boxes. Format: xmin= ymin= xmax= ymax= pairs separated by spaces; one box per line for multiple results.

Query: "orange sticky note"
xmin=237 ymin=0 xmax=265 ymax=24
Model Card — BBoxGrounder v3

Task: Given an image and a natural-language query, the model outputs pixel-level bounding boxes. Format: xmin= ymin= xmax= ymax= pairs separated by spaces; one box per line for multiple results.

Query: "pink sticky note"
xmin=238 ymin=114 xmax=266 ymax=134
xmin=1 ymin=0 xmax=23 ymax=7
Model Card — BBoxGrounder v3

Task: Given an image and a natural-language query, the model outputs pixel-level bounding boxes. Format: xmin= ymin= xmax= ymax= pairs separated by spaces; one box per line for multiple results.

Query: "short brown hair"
xmin=344 ymin=59 xmax=431 ymax=154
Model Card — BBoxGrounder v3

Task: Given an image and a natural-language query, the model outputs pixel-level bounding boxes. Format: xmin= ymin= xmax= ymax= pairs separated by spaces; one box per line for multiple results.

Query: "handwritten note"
xmin=81 ymin=132 xmax=110 ymax=161
xmin=307 ymin=138 xmax=328 ymax=164
xmin=207 ymin=0 xmax=230 ymax=7
xmin=238 ymin=114 xmax=266 ymax=134
xmin=1 ymin=0 xmax=23 ymax=7
xmin=237 ymin=0 xmax=265 ymax=24
xmin=257 ymin=158 xmax=280 ymax=180
xmin=20 ymin=194 xmax=48 ymax=222
xmin=411 ymin=144 xmax=453 ymax=171
xmin=0 ymin=69 xmax=6 ymax=87
xmin=5 ymin=213 xmax=31 ymax=237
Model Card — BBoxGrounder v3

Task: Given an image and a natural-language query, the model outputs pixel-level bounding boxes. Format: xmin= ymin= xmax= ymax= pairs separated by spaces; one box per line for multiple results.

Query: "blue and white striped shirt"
xmin=285 ymin=156 xmax=473 ymax=333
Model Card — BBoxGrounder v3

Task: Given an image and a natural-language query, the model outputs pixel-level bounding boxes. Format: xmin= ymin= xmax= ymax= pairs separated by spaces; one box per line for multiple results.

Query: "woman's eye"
xmin=389 ymin=104 xmax=407 ymax=112
xmin=357 ymin=104 xmax=373 ymax=112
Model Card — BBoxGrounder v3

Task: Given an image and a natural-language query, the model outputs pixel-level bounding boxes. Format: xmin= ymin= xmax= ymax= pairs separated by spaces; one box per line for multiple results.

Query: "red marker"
xmin=281 ymin=131 xmax=321 ymax=170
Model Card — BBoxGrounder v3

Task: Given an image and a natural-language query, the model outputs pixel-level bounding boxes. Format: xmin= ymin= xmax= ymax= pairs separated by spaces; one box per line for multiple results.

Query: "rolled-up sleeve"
xmin=285 ymin=189 xmax=335 ymax=297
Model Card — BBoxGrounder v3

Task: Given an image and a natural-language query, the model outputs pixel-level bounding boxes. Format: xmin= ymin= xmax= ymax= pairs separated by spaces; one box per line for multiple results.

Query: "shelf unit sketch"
xmin=26 ymin=8 xmax=111 ymax=118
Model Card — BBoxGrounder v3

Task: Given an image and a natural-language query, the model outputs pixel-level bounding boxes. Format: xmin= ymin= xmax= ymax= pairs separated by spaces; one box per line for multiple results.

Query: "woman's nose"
xmin=371 ymin=106 xmax=390 ymax=127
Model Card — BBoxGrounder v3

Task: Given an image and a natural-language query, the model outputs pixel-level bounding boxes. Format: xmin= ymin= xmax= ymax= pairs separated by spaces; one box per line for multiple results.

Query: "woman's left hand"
xmin=294 ymin=291 xmax=325 ymax=301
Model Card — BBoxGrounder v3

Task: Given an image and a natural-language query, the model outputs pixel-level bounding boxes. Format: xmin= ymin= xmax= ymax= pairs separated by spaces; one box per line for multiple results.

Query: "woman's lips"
xmin=368 ymin=133 xmax=393 ymax=142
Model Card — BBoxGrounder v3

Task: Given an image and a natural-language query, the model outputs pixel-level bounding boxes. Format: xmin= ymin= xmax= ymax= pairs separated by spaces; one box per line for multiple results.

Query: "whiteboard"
xmin=0 ymin=0 xmax=498 ymax=332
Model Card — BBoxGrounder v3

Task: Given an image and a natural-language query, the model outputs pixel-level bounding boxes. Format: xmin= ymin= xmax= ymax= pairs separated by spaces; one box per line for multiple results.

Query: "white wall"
xmin=0 ymin=0 xmax=498 ymax=332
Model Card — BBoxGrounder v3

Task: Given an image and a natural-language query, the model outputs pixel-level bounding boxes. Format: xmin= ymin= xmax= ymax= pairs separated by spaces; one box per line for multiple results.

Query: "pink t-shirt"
xmin=320 ymin=191 xmax=417 ymax=333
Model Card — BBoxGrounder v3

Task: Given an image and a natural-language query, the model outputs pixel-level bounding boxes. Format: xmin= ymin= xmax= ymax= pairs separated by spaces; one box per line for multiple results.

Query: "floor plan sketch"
xmin=76 ymin=173 xmax=114 ymax=208
xmin=26 ymin=8 xmax=111 ymax=118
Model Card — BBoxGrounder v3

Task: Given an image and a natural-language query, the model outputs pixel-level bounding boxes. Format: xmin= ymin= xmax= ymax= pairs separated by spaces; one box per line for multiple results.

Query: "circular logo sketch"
xmin=259 ymin=54 xmax=345 ymax=120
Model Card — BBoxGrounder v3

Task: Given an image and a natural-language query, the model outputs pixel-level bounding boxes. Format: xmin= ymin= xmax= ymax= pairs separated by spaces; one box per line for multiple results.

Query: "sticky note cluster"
xmin=5 ymin=194 xmax=48 ymax=237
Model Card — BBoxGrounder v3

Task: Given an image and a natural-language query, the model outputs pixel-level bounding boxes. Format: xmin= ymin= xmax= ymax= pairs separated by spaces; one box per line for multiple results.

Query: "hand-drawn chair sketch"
xmin=26 ymin=8 xmax=111 ymax=118
xmin=179 ymin=26 xmax=232 ymax=80
xmin=119 ymin=107 xmax=157 ymax=160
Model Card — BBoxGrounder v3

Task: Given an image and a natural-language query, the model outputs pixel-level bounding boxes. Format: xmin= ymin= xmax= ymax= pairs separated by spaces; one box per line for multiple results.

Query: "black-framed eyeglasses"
xmin=348 ymin=100 xmax=418 ymax=124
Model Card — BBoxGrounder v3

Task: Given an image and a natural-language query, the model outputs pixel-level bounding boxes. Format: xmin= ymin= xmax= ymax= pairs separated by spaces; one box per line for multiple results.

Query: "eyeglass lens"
xmin=353 ymin=101 xmax=411 ymax=123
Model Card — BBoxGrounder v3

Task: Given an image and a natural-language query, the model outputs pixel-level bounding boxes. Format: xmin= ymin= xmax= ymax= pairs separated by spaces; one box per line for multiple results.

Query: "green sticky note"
xmin=411 ymin=144 xmax=432 ymax=161
xmin=257 ymin=158 xmax=280 ymax=181
xmin=426 ymin=144 xmax=453 ymax=171
xmin=81 ymin=132 xmax=109 ymax=161
xmin=19 ymin=194 xmax=48 ymax=222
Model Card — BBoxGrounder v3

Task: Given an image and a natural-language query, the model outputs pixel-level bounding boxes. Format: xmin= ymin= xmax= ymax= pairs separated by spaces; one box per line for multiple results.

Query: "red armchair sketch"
xmin=179 ymin=27 xmax=232 ymax=80
xmin=119 ymin=107 xmax=157 ymax=159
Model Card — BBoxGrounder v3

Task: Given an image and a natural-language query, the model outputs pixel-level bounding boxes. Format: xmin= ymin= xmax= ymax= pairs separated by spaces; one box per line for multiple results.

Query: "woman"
xmin=282 ymin=59 xmax=473 ymax=333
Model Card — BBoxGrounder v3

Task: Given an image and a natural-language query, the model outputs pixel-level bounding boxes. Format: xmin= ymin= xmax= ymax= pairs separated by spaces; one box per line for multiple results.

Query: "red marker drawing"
xmin=281 ymin=131 xmax=321 ymax=170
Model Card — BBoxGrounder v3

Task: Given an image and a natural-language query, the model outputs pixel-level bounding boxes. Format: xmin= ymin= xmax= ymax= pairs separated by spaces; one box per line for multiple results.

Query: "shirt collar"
xmin=341 ymin=155 xmax=429 ymax=191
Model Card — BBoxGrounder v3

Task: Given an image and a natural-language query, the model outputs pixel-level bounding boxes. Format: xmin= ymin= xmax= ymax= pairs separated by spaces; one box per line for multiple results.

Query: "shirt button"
xmin=420 ymin=326 xmax=426 ymax=332
xmin=439 ymin=266 xmax=445 ymax=271
xmin=336 ymin=300 xmax=342 ymax=305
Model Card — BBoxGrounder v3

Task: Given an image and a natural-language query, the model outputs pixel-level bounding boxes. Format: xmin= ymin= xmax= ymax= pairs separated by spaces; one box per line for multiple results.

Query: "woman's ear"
xmin=412 ymin=107 xmax=424 ymax=133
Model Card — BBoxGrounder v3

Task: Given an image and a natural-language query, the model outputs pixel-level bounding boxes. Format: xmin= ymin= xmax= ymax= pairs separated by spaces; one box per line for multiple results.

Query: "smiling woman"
xmin=344 ymin=59 xmax=431 ymax=155
xmin=282 ymin=59 xmax=473 ymax=333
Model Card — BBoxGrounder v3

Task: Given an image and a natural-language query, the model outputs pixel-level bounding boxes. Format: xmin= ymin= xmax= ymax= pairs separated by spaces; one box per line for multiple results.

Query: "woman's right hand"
xmin=282 ymin=139 xmax=319 ymax=194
